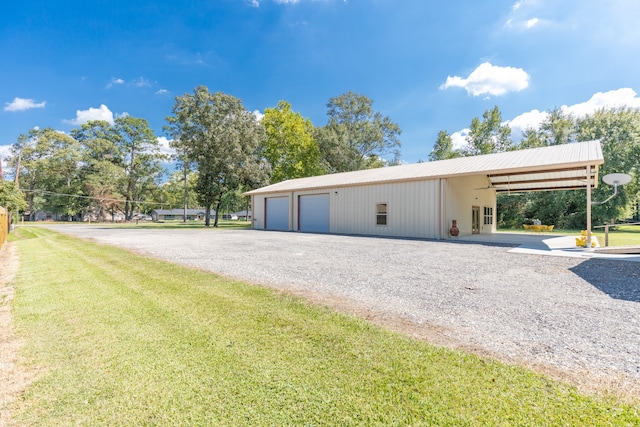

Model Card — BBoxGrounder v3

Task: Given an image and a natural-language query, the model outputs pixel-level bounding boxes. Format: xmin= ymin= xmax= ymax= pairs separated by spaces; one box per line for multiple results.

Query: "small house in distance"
xmin=151 ymin=208 xmax=216 ymax=221
xmin=245 ymin=140 xmax=604 ymax=239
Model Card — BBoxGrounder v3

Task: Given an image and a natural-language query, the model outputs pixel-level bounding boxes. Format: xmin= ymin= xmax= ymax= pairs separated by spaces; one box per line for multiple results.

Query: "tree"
xmin=72 ymin=118 xmax=165 ymax=221
xmin=262 ymin=101 xmax=325 ymax=183
xmin=316 ymin=91 xmax=401 ymax=172
xmin=72 ymin=120 xmax=126 ymax=220
xmin=429 ymin=130 xmax=462 ymax=161
xmin=539 ymin=108 xmax=575 ymax=146
xmin=0 ymin=181 xmax=27 ymax=213
xmin=166 ymin=86 xmax=269 ymax=227
xmin=465 ymin=106 xmax=513 ymax=155
xmin=518 ymin=127 xmax=545 ymax=149
xmin=154 ymin=170 xmax=199 ymax=210
xmin=114 ymin=116 xmax=165 ymax=220
xmin=577 ymin=107 xmax=640 ymax=223
xmin=7 ymin=128 xmax=83 ymax=220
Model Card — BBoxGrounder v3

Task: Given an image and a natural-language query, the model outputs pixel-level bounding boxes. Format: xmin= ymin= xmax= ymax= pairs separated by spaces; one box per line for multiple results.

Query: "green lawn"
xmin=45 ymin=219 xmax=253 ymax=230
xmin=592 ymin=224 xmax=640 ymax=247
xmin=6 ymin=227 xmax=640 ymax=426
xmin=499 ymin=226 xmax=640 ymax=247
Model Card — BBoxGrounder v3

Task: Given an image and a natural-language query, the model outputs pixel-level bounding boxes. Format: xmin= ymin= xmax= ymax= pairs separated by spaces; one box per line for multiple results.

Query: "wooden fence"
xmin=0 ymin=206 xmax=8 ymax=251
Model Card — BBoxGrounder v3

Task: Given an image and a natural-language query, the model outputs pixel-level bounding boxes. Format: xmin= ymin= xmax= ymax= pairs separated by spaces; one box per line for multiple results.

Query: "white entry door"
xmin=299 ymin=194 xmax=330 ymax=233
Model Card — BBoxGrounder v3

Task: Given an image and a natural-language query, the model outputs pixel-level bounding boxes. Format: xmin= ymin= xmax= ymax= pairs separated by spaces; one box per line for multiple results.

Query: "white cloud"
xmin=157 ymin=136 xmax=176 ymax=157
xmin=253 ymin=110 xmax=264 ymax=121
xmin=106 ymin=77 xmax=125 ymax=88
xmin=107 ymin=77 xmax=153 ymax=89
xmin=132 ymin=77 xmax=151 ymax=87
xmin=64 ymin=104 xmax=115 ymax=125
xmin=246 ymin=0 xmax=304 ymax=6
xmin=155 ymin=89 xmax=169 ymax=95
xmin=525 ymin=17 xmax=540 ymax=28
xmin=504 ymin=0 xmax=547 ymax=30
xmin=440 ymin=62 xmax=530 ymax=97
xmin=4 ymin=97 xmax=46 ymax=112
xmin=450 ymin=129 xmax=469 ymax=150
xmin=450 ymin=87 xmax=640 ymax=148
xmin=0 ymin=145 xmax=11 ymax=177
xmin=504 ymin=109 xmax=549 ymax=137
xmin=561 ymin=88 xmax=640 ymax=117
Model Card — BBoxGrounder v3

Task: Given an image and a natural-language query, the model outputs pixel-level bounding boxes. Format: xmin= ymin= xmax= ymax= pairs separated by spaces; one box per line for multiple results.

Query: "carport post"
xmin=586 ymin=164 xmax=592 ymax=247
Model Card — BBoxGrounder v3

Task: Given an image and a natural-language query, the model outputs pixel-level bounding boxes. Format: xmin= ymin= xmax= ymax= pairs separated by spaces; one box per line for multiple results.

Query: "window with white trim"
xmin=376 ymin=203 xmax=388 ymax=226
xmin=483 ymin=207 xmax=493 ymax=225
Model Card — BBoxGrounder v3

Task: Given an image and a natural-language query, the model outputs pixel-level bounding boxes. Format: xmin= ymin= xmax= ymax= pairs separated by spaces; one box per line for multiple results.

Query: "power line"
xmin=19 ymin=188 xmax=168 ymax=207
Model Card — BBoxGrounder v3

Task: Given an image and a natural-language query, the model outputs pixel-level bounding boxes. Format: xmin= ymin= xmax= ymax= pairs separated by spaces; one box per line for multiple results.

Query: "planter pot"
xmin=450 ymin=220 xmax=459 ymax=237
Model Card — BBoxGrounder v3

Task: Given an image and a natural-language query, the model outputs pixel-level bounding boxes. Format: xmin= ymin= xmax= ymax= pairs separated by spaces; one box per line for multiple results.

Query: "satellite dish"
xmin=603 ymin=173 xmax=632 ymax=186
xmin=592 ymin=173 xmax=632 ymax=205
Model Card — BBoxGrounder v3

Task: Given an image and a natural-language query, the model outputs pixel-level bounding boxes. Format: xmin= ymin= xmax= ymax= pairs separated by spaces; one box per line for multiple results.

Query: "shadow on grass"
xmin=569 ymin=258 xmax=640 ymax=303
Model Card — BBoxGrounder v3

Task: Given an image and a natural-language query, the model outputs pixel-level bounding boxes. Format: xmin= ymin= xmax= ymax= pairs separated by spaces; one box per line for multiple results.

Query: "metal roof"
xmin=245 ymin=140 xmax=604 ymax=195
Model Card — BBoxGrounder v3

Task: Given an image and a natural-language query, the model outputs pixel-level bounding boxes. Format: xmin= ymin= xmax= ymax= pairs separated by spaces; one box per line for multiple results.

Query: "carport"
xmin=484 ymin=143 xmax=602 ymax=245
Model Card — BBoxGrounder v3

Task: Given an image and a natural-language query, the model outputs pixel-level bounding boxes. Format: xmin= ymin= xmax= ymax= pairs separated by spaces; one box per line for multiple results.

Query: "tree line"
xmin=1 ymin=86 xmax=638 ymax=229
xmin=1 ymin=88 xmax=401 ymax=225
xmin=430 ymin=106 xmax=640 ymax=228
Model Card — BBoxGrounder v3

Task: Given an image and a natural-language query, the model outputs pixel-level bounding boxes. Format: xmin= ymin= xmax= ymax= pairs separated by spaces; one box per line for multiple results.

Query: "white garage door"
xmin=299 ymin=194 xmax=330 ymax=233
xmin=265 ymin=197 xmax=289 ymax=231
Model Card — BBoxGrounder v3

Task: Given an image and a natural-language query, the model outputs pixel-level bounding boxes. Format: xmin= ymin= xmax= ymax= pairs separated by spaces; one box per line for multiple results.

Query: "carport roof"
xmin=246 ymin=140 xmax=604 ymax=195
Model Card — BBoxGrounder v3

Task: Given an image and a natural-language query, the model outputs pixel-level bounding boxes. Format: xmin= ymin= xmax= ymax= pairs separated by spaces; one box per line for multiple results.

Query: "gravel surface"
xmin=45 ymin=225 xmax=640 ymax=396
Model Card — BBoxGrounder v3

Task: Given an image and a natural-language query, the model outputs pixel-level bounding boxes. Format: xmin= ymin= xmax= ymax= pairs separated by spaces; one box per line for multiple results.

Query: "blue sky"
xmin=2 ymin=0 xmax=640 ymax=174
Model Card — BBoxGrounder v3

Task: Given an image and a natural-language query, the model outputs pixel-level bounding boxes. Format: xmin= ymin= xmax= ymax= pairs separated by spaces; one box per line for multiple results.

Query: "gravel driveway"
xmin=45 ymin=225 xmax=640 ymax=397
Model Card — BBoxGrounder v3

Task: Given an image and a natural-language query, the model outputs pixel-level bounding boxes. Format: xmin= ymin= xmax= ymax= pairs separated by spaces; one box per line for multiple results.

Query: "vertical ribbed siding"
xmin=330 ymin=180 xmax=441 ymax=238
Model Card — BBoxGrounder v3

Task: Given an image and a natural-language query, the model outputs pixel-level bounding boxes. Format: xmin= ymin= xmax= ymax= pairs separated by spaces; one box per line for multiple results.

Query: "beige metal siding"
xmin=330 ymin=180 xmax=442 ymax=238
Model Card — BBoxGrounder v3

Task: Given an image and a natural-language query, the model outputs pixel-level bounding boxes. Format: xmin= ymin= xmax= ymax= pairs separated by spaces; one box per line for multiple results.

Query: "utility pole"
xmin=183 ymin=161 xmax=188 ymax=223
xmin=13 ymin=153 xmax=22 ymax=225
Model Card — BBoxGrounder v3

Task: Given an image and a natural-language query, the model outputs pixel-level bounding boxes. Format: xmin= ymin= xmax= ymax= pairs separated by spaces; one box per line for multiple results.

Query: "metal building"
xmin=245 ymin=140 xmax=604 ymax=239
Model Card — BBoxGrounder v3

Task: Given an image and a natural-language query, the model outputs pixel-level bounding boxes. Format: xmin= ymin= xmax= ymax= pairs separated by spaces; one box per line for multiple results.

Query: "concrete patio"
xmin=459 ymin=231 xmax=640 ymax=262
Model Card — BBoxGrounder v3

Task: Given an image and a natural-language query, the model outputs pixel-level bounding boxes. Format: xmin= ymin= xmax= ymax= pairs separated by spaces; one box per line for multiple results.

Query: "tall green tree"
xmin=72 ymin=118 xmax=165 ymax=220
xmin=71 ymin=120 xmax=125 ymax=220
xmin=166 ymin=86 xmax=269 ymax=227
xmin=429 ymin=130 xmax=462 ymax=161
xmin=465 ymin=106 xmax=513 ymax=155
xmin=7 ymin=128 xmax=83 ymax=220
xmin=0 ymin=181 xmax=27 ymax=212
xmin=518 ymin=127 xmax=545 ymax=149
xmin=539 ymin=108 xmax=575 ymax=146
xmin=577 ymin=107 xmax=640 ymax=223
xmin=114 ymin=116 xmax=165 ymax=220
xmin=262 ymin=101 xmax=325 ymax=183
xmin=316 ymin=91 xmax=401 ymax=172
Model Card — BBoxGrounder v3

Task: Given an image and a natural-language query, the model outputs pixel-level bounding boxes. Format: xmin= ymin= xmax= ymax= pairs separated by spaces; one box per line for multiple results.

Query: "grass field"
xmin=499 ymin=225 xmax=640 ymax=247
xmin=592 ymin=224 xmax=640 ymax=247
xmin=5 ymin=227 xmax=640 ymax=425
xmin=49 ymin=219 xmax=254 ymax=230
